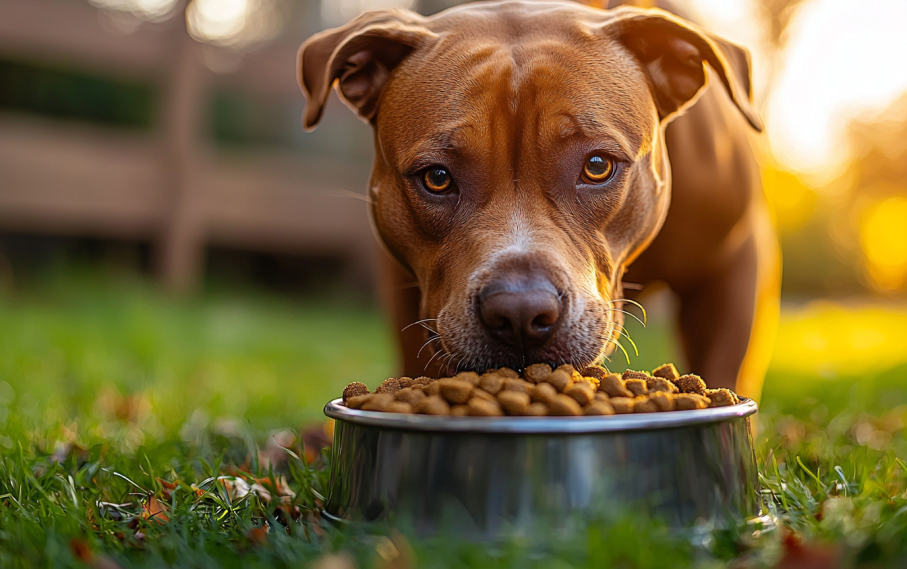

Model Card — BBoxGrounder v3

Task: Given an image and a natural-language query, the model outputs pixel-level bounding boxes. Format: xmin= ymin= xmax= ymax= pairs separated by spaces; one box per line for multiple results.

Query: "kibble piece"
xmin=361 ymin=393 xmax=395 ymax=412
xmin=706 ymin=388 xmax=739 ymax=407
xmin=468 ymin=398 xmax=503 ymax=416
xmin=565 ymin=381 xmax=595 ymax=406
xmin=647 ymin=377 xmax=679 ymax=394
xmin=375 ymin=378 xmax=402 ymax=395
xmin=479 ymin=373 xmax=505 ymax=395
xmin=585 ymin=400 xmax=615 ymax=416
xmin=634 ymin=396 xmax=660 ymax=413
xmin=424 ymin=380 xmax=442 ymax=396
xmin=386 ymin=401 xmax=413 ymax=414
xmin=397 ymin=377 xmax=414 ymax=389
xmin=674 ymin=393 xmax=709 ymax=411
xmin=649 ymin=392 xmax=675 ymax=412
xmin=594 ymin=391 xmax=610 ymax=402
xmin=622 ymin=370 xmax=651 ymax=382
xmin=414 ymin=395 xmax=450 ymax=415
xmin=394 ymin=387 xmax=426 ymax=405
xmin=450 ymin=404 xmax=470 ymax=416
xmin=501 ymin=378 xmax=533 ymax=395
xmin=609 ymin=397 xmax=636 ymax=414
xmin=580 ymin=365 xmax=608 ymax=380
xmin=498 ymin=390 xmax=531 ymax=415
xmin=556 ymin=364 xmax=578 ymax=377
xmin=455 ymin=371 xmax=481 ymax=386
xmin=545 ymin=369 xmax=573 ymax=392
xmin=599 ymin=373 xmax=634 ymax=398
xmin=342 ymin=382 xmax=369 ymax=402
xmin=652 ymin=363 xmax=679 ymax=382
xmin=625 ymin=378 xmax=649 ymax=397
xmin=525 ymin=402 xmax=549 ymax=416
xmin=471 ymin=388 xmax=496 ymax=402
xmin=493 ymin=368 xmax=521 ymax=379
xmin=524 ymin=363 xmax=552 ymax=383
xmin=675 ymin=374 xmax=707 ymax=395
xmin=548 ymin=394 xmax=583 ymax=416
xmin=413 ymin=376 xmax=433 ymax=387
xmin=531 ymin=382 xmax=558 ymax=404
xmin=439 ymin=378 xmax=473 ymax=404
xmin=346 ymin=394 xmax=371 ymax=409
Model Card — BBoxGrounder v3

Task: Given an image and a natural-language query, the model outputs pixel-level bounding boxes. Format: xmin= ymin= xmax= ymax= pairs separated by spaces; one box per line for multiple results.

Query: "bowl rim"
xmin=323 ymin=397 xmax=757 ymax=434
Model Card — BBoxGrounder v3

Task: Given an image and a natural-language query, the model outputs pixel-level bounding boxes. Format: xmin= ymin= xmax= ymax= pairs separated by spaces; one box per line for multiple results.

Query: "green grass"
xmin=1 ymin=273 xmax=906 ymax=567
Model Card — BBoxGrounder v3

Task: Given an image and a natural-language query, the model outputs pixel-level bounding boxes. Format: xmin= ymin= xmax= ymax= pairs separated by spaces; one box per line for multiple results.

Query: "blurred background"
xmin=0 ymin=0 xmax=905 ymax=441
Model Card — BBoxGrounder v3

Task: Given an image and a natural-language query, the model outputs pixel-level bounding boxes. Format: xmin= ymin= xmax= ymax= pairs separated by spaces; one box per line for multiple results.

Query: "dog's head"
xmin=298 ymin=0 xmax=760 ymax=373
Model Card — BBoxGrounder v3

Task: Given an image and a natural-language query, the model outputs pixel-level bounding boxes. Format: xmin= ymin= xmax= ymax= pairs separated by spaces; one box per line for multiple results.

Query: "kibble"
xmin=706 ymin=388 xmax=739 ymax=407
xmin=647 ymin=377 xmax=678 ymax=394
xmin=395 ymin=387 xmax=426 ymax=405
xmin=342 ymin=382 xmax=369 ymax=401
xmin=531 ymin=382 xmax=558 ymax=404
xmin=652 ymin=363 xmax=679 ymax=382
xmin=438 ymin=378 xmax=473 ymax=403
xmin=675 ymin=374 xmax=707 ymax=395
xmin=339 ymin=362 xmax=741 ymax=417
xmin=584 ymin=400 xmax=615 ymax=415
xmin=497 ymin=390 xmax=531 ymax=415
xmin=524 ymin=363 xmax=552 ymax=383
xmin=375 ymin=378 xmax=402 ymax=395
xmin=468 ymin=398 xmax=503 ymax=416
xmin=361 ymin=393 xmax=395 ymax=411
xmin=675 ymin=393 xmax=709 ymax=410
xmin=548 ymin=394 xmax=583 ymax=416
xmin=545 ymin=369 xmax=573 ymax=392
xmin=625 ymin=378 xmax=649 ymax=397
xmin=580 ymin=365 xmax=608 ymax=380
xmin=599 ymin=373 xmax=634 ymax=398
xmin=414 ymin=395 xmax=450 ymax=415
xmin=479 ymin=373 xmax=505 ymax=395
xmin=565 ymin=381 xmax=595 ymax=406
xmin=610 ymin=397 xmax=636 ymax=414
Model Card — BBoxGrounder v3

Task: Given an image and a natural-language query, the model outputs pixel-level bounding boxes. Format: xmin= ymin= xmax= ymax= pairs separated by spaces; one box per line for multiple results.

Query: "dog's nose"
xmin=478 ymin=279 xmax=561 ymax=349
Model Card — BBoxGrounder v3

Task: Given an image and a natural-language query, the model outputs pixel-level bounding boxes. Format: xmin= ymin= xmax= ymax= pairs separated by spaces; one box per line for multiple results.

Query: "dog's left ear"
xmin=606 ymin=8 xmax=763 ymax=131
xmin=297 ymin=9 xmax=436 ymax=131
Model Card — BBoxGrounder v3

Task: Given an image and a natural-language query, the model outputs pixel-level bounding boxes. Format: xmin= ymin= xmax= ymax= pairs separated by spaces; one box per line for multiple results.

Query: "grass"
xmin=1 ymin=271 xmax=906 ymax=567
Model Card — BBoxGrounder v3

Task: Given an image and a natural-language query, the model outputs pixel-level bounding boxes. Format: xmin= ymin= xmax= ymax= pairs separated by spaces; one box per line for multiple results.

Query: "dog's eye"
xmin=422 ymin=167 xmax=453 ymax=193
xmin=581 ymin=156 xmax=615 ymax=184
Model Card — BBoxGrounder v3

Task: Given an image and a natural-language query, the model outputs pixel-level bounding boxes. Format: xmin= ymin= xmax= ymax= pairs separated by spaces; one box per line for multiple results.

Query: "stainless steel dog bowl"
xmin=323 ymin=398 xmax=769 ymax=539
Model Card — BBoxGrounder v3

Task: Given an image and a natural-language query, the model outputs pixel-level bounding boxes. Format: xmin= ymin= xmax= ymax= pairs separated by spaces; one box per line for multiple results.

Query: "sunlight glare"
xmin=859 ymin=197 xmax=907 ymax=291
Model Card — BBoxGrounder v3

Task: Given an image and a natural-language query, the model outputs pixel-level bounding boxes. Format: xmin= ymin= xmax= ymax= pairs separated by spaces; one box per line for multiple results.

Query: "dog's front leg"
xmin=674 ymin=208 xmax=780 ymax=399
xmin=377 ymin=252 xmax=429 ymax=378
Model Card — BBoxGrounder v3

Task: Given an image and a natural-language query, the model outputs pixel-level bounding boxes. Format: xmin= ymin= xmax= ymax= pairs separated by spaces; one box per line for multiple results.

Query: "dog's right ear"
xmin=297 ymin=10 xmax=435 ymax=131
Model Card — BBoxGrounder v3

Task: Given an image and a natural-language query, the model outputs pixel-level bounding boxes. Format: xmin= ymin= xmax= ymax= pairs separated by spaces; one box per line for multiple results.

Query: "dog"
xmin=297 ymin=0 xmax=780 ymax=398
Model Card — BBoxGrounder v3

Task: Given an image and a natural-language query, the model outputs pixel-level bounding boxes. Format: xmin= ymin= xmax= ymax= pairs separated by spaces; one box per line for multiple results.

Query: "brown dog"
xmin=297 ymin=0 xmax=780 ymax=398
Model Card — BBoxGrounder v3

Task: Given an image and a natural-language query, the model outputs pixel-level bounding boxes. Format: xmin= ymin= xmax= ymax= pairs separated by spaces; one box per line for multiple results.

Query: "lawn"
xmin=1 ymin=272 xmax=906 ymax=568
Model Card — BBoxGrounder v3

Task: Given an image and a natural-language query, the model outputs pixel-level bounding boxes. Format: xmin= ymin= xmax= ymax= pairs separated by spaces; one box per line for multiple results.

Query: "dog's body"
xmin=298 ymin=0 xmax=780 ymax=398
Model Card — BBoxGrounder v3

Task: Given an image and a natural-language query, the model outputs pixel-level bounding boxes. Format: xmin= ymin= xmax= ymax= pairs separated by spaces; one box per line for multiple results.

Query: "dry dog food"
xmin=340 ymin=364 xmax=740 ymax=417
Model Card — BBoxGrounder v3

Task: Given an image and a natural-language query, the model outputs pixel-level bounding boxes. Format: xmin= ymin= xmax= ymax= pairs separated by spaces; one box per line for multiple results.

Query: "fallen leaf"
xmin=140 ymin=494 xmax=169 ymax=524
xmin=775 ymin=530 xmax=842 ymax=569
xmin=246 ymin=526 xmax=268 ymax=545
xmin=69 ymin=538 xmax=93 ymax=562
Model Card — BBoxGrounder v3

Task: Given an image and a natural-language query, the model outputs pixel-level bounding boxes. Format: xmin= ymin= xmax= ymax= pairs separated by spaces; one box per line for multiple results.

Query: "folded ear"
xmin=297 ymin=9 xmax=436 ymax=131
xmin=606 ymin=8 xmax=763 ymax=131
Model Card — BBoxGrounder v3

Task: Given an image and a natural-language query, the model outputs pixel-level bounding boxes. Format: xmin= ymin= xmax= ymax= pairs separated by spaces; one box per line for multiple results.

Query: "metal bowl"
xmin=322 ymin=398 xmax=770 ymax=539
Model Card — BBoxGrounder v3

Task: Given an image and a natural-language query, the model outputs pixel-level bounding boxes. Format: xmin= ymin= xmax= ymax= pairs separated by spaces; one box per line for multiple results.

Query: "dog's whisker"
xmin=600 ymin=336 xmax=631 ymax=364
xmin=423 ymin=347 xmax=446 ymax=372
xmin=608 ymin=298 xmax=648 ymax=326
xmin=417 ymin=336 xmax=442 ymax=359
xmin=603 ymin=308 xmax=646 ymax=328
xmin=401 ymin=318 xmax=438 ymax=332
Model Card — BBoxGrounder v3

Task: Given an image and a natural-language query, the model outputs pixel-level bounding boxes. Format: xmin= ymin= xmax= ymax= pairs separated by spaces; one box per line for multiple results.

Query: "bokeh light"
xmin=186 ymin=0 xmax=283 ymax=49
xmin=89 ymin=0 xmax=179 ymax=21
xmin=859 ymin=197 xmax=907 ymax=291
xmin=320 ymin=0 xmax=416 ymax=28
